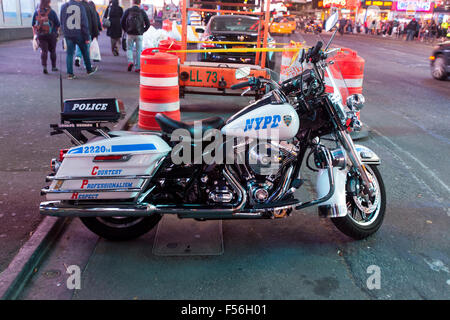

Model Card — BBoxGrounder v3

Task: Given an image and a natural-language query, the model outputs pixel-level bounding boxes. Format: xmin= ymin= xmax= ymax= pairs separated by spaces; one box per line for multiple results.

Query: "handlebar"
xmin=231 ymin=81 xmax=252 ymax=90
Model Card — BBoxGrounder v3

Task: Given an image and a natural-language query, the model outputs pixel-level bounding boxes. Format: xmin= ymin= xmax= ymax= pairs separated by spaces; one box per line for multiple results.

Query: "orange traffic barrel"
xmin=139 ymin=49 xmax=180 ymax=131
xmin=325 ymin=48 xmax=365 ymax=132
xmin=162 ymin=19 xmax=172 ymax=32
xmin=280 ymin=43 xmax=302 ymax=82
xmin=159 ymin=38 xmax=183 ymax=60
xmin=325 ymin=48 xmax=365 ymax=104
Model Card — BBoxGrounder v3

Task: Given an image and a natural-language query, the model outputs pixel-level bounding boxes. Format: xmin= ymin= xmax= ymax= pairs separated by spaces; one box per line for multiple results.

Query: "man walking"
xmin=60 ymin=0 xmax=98 ymax=79
xmin=121 ymin=0 xmax=150 ymax=72
xmin=406 ymin=18 xmax=418 ymax=41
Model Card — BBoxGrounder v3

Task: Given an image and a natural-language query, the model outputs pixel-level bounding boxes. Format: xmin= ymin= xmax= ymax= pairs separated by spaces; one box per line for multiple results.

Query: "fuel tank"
xmin=221 ymin=91 xmax=300 ymax=140
xmin=45 ymin=135 xmax=171 ymax=201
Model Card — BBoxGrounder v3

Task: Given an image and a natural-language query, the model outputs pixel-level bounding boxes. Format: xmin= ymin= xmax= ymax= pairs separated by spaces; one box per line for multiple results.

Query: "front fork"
xmin=335 ymin=129 xmax=375 ymax=197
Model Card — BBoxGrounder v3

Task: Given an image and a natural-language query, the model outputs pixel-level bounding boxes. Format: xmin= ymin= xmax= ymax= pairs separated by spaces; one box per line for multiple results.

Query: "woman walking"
xmin=104 ymin=0 xmax=123 ymax=56
xmin=32 ymin=0 xmax=60 ymax=74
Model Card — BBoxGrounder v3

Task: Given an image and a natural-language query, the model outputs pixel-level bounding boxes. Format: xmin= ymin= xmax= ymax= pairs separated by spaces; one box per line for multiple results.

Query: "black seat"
xmin=155 ymin=113 xmax=225 ymax=137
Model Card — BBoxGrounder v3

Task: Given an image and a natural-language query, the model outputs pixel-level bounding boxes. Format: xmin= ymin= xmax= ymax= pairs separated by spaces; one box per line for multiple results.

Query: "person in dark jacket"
xmin=104 ymin=0 xmax=123 ymax=56
xmin=32 ymin=0 xmax=60 ymax=74
xmin=406 ymin=18 xmax=418 ymax=41
xmin=60 ymin=0 xmax=98 ymax=79
xmin=121 ymin=0 xmax=150 ymax=72
xmin=75 ymin=0 xmax=99 ymax=66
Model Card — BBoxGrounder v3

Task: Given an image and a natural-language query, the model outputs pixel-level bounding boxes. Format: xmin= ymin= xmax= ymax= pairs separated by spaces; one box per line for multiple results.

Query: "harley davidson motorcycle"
xmin=40 ymin=13 xmax=386 ymax=241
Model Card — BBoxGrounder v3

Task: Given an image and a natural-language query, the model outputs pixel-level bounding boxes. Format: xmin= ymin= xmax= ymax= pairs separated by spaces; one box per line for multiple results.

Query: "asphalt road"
xmin=1 ymin=32 xmax=450 ymax=300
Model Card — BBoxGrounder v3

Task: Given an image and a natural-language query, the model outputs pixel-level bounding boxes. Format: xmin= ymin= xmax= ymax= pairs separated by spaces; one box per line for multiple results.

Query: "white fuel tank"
xmin=46 ymin=135 xmax=171 ymax=201
xmin=221 ymin=100 xmax=300 ymax=140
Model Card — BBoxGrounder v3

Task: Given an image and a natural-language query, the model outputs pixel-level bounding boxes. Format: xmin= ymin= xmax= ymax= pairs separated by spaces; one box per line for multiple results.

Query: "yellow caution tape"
xmin=166 ymin=46 xmax=307 ymax=54
xmin=187 ymin=40 xmax=293 ymax=46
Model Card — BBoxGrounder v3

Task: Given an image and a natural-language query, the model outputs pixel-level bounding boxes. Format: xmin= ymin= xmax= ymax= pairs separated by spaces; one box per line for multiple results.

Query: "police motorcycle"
xmin=40 ymin=12 xmax=386 ymax=241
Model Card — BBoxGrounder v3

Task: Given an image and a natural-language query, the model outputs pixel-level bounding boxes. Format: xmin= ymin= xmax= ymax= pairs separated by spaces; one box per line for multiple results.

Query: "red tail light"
xmin=59 ymin=149 xmax=68 ymax=162
xmin=93 ymin=154 xmax=131 ymax=162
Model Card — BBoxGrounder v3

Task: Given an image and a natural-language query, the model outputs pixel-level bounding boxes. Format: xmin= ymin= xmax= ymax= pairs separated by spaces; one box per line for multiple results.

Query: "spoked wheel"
xmin=331 ymin=164 xmax=386 ymax=240
xmin=80 ymin=215 xmax=162 ymax=241
xmin=432 ymin=56 xmax=448 ymax=80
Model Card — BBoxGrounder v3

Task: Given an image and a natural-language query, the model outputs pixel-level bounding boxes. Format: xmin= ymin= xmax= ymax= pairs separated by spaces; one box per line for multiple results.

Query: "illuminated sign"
xmin=323 ymin=0 xmax=347 ymax=6
xmin=396 ymin=1 xmax=432 ymax=11
xmin=362 ymin=0 xmax=393 ymax=9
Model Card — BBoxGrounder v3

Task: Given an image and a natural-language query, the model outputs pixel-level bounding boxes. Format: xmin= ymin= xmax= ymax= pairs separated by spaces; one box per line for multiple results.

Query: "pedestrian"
xmin=121 ymin=0 xmax=150 ymax=72
xmin=60 ymin=0 xmax=98 ymax=79
xmin=32 ymin=0 xmax=60 ymax=74
xmin=406 ymin=18 xmax=418 ymax=41
xmin=104 ymin=0 xmax=123 ymax=56
xmin=74 ymin=0 xmax=99 ymax=67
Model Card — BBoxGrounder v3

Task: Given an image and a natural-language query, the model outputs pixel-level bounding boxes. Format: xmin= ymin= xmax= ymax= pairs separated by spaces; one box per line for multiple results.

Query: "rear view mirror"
xmin=195 ymin=27 xmax=205 ymax=33
xmin=235 ymin=67 xmax=251 ymax=80
xmin=325 ymin=12 xmax=338 ymax=32
xmin=299 ymin=48 xmax=305 ymax=63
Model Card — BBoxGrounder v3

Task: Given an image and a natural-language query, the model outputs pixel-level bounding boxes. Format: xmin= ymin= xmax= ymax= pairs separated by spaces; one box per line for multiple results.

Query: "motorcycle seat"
xmin=155 ymin=113 xmax=225 ymax=137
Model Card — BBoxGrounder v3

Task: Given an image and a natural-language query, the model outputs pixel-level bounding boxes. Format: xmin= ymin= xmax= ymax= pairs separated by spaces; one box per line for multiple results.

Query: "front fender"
xmin=355 ymin=144 xmax=381 ymax=165
xmin=331 ymin=145 xmax=381 ymax=167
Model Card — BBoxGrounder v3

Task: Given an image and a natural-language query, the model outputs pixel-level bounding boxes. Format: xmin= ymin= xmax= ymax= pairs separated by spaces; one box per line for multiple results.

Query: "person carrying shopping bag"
xmin=104 ymin=0 xmax=123 ymax=56
xmin=32 ymin=0 xmax=60 ymax=74
xmin=121 ymin=0 xmax=150 ymax=72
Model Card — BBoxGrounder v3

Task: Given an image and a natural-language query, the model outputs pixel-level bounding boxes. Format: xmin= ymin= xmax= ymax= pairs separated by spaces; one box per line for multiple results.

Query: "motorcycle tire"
xmin=80 ymin=215 xmax=162 ymax=241
xmin=331 ymin=164 xmax=386 ymax=240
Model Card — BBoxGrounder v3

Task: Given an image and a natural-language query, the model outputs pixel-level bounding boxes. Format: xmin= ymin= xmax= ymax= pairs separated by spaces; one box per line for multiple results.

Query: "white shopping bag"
xmin=90 ymin=38 xmax=101 ymax=61
xmin=32 ymin=35 xmax=39 ymax=51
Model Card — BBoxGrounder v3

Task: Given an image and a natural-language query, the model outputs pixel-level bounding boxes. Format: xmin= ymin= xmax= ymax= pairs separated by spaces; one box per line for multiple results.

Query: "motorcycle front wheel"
xmin=80 ymin=215 xmax=162 ymax=241
xmin=331 ymin=164 xmax=386 ymax=240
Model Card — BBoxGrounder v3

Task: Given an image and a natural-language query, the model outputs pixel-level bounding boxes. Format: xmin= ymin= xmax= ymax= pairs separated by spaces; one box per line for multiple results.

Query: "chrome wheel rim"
xmin=347 ymin=166 xmax=382 ymax=227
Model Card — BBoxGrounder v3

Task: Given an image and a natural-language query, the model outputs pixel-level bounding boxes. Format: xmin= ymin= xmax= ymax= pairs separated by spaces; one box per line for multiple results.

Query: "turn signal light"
xmin=429 ymin=56 xmax=435 ymax=61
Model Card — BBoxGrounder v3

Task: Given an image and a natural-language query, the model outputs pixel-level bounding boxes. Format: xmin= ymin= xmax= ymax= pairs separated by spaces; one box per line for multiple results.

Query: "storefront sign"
xmin=361 ymin=0 xmax=394 ymax=9
xmin=322 ymin=0 xmax=347 ymax=7
xmin=395 ymin=1 xmax=432 ymax=12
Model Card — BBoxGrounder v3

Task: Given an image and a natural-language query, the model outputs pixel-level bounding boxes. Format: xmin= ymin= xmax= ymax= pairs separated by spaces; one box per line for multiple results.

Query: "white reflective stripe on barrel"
xmin=140 ymin=76 xmax=179 ymax=87
xmin=139 ymin=101 xmax=180 ymax=112
xmin=324 ymin=77 xmax=363 ymax=88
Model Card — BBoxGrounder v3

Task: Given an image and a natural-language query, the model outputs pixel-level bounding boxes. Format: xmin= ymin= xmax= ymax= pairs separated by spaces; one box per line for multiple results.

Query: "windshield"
xmin=210 ymin=17 xmax=259 ymax=32
xmin=324 ymin=51 xmax=349 ymax=107
xmin=273 ymin=17 xmax=287 ymax=23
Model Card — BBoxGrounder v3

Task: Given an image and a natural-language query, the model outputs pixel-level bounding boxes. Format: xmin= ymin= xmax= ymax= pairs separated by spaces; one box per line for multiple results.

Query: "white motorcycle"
xmin=40 ymin=13 xmax=386 ymax=241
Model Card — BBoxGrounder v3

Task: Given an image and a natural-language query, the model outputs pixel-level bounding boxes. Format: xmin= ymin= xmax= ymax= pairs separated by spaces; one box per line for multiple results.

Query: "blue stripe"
xmin=68 ymin=146 xmax=83 ymax=154
xmin=111 ymin=144 xmax=156 ymax=152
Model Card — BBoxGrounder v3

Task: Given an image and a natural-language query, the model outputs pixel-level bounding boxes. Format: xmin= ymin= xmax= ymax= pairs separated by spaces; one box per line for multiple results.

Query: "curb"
xmin=0 ymin=217 xmax=70 ymax=300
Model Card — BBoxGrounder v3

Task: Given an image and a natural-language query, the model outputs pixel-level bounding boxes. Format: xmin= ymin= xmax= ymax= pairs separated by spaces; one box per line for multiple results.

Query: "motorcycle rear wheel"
xmin=80 ymin=215 xmax=162 ymax=241
xmin=331 ymin=164 xmax=386 ymax=240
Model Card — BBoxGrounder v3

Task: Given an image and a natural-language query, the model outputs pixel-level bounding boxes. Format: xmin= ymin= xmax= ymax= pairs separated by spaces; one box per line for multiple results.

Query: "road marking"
xmin=369 ymin=126 xmax=450 ymax=196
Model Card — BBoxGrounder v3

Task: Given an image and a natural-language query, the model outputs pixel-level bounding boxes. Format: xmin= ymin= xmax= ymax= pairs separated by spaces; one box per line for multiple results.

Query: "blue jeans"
xmin=66 ymin=37 xmax=92 ymax=75
xmin=406 ymin=29 xmax=415 ymax=41
xmin=127 ymin=34 xmax=143 ymax=69
xmin=76 ymin=36 xmax=91 ymax=66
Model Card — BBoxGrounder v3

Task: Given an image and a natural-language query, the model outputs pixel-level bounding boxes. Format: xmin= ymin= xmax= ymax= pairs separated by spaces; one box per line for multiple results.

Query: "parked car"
xmin=430 ymin=41 xmax=450 ymax=80
xmin=197 ymin=15 xmax=276 ymax=70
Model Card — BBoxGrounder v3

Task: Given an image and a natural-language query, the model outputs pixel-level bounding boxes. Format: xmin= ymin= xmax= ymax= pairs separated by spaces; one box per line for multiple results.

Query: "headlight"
xmin=346 ymin=94 xmax=365 ymax=111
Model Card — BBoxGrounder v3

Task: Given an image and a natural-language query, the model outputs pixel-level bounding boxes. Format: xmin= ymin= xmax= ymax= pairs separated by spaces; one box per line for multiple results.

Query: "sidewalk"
xmin=0 ymin=33 xmax=141 ymax=274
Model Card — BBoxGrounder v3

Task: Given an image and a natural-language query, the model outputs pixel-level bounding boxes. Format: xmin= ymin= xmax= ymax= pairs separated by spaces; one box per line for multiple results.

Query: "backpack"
xmin=35 ymin=8 xmax=51 ymax=35
xmin=126 ymin=8 xmax=144 ymax=35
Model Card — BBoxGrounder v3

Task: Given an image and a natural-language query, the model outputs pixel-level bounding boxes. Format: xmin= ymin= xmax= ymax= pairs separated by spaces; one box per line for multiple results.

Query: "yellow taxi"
xmin=270 ymin=16 xmax=295 ymax=35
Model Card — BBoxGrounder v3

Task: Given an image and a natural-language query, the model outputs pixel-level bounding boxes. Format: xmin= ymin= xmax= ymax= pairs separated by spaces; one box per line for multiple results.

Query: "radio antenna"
xmin=59 ymin=38 xmax=64 ymax=123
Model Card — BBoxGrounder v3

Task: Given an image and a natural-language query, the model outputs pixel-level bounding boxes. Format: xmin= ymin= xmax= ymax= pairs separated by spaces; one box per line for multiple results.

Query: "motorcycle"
xmin=40 ymin=13 xmax=386 ymax=241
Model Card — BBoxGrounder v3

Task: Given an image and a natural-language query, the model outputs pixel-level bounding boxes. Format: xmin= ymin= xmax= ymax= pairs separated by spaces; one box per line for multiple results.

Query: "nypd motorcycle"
xmin=40 ymin=13 xmax=386 ymax=241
